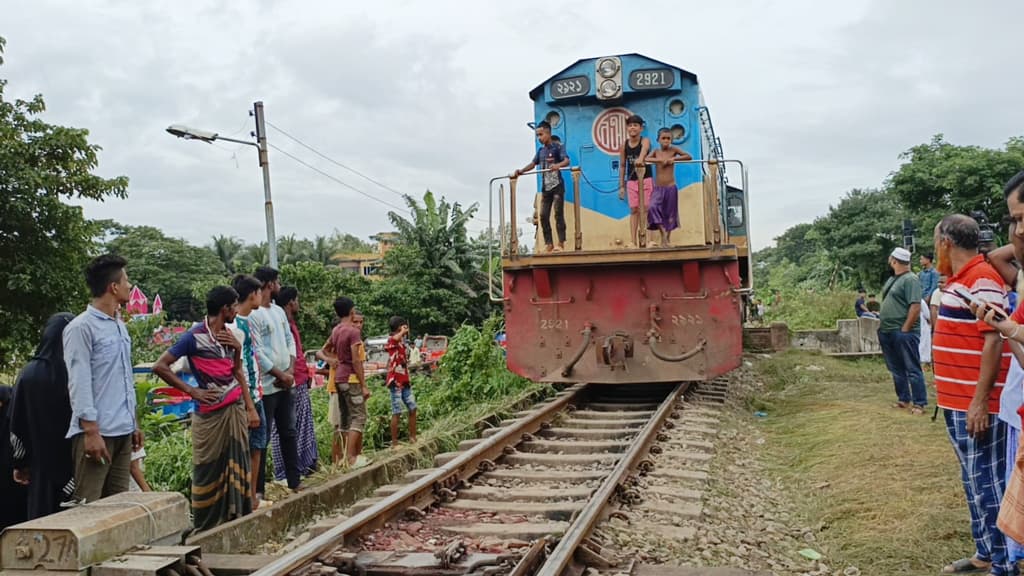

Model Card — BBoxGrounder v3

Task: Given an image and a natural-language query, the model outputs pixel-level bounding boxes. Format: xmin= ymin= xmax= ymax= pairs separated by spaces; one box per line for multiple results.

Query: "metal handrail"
xmin=488 ymin=166 xmax=583 ymax=302
xmin=486 ymin=158 xmax=752 ymax=301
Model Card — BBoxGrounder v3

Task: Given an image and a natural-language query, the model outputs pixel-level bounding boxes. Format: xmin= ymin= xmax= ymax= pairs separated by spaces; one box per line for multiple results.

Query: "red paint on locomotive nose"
xmin=501 ymin=257 xmax=742 ymax=384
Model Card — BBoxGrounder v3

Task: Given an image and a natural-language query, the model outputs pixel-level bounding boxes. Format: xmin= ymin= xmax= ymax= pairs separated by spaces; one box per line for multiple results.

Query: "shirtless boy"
xmin=645 ymin=128 xmax=692 ymax=246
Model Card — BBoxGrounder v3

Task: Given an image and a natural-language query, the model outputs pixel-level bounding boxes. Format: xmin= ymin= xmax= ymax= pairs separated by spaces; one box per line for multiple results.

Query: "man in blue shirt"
xmin=63 ymin=254 xmax=142 ymax=502
xmin=855 ymin=289 xmax=878 ymax=319
xmin=514 ymin=120 xmax=570 ymax=253
xmin=919 ymin=253 xmax=940 ymax=301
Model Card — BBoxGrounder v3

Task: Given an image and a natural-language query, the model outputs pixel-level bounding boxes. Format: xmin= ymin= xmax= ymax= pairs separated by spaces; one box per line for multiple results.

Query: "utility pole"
xmin=253 ymin=101 xmax=279 ymax=268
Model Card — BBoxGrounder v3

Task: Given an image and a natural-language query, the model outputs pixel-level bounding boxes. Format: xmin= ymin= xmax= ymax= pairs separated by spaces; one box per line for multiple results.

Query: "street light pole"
xmin=166 ymin=101 xmax=279 ymax=269
xmin=252 ymin=101 xmax=278 ymax=268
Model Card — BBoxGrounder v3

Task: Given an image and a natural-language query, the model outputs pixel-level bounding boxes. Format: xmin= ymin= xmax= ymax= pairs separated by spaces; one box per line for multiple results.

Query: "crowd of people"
xmin=870 ymin=170 xmax=1024 ymax=576
xmin=1 ymin=260 xmax=418 ymax=534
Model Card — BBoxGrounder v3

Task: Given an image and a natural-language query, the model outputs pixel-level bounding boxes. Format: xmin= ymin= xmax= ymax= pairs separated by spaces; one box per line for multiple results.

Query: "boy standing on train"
xmin=646 ymin=128 xmax=692 ymax=246
xmin=514 ymin=121 xmax=570 ymax=253
xmin=619 ymin=114 xmax=653 ymax=248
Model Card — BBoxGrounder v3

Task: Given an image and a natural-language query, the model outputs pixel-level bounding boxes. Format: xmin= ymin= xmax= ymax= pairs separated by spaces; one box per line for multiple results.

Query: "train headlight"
xmin=597 ymin=58 xmax=619 ymax=78
xmin=599 ymin=80 xmax=620 ymax=98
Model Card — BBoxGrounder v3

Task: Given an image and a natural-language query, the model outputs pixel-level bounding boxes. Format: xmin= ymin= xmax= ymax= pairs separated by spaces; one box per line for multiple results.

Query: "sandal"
xmin=941 ymin=557 xmax=991 ymax=574
xmin=910 ymin=405 xmax=926 ymax=415
xmin=892 ymin=401 xmax=909 ymax=409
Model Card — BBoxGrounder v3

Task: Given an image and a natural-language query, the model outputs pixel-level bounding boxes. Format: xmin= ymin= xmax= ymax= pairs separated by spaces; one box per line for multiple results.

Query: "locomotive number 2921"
xmin=670 ymin=314 xmax=703 ymax=326
xmin=540 ymin=319 xmax=568 ymax=330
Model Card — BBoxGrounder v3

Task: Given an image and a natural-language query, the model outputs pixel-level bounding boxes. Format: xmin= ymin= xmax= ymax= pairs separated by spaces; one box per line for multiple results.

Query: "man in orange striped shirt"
xmin=933 ymin=214 xmax=1016 ymax=576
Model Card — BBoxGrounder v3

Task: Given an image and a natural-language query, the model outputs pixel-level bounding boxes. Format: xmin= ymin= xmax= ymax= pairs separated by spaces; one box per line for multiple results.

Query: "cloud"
xmin=3 ymin=0 xmax=1021 ymax=251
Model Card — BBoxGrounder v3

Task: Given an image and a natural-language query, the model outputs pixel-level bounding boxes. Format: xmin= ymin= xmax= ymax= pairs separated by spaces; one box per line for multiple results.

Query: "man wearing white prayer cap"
xmin=878 ymin=246 xmax=927 ymax=414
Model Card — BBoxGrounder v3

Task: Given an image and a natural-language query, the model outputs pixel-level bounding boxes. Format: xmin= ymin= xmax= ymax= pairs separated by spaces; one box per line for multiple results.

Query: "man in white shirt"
xmin=251 ymin=267 xmax=301 ymax=493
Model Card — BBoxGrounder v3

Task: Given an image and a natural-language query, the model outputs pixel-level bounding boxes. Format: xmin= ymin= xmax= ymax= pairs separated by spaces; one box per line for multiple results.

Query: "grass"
xmin=754 ymin=350 xmax=972 ymax=575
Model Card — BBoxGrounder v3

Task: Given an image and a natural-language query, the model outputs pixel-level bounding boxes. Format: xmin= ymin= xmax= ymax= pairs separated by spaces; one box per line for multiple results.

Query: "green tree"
xmin=106 ymin=225 xmax=227 ymax=320
xmin=811 ymin=188 xmax=906 ymax=288
xmin=380 ymin=191 xmax=493 ymax=335
xmin=209 ymin=235 xmax=243 ymax=274
xmin=239 ymin=242 xmax=270 ymax=269
xmin=887 ymin=134 xmax=1024 ymax=225
xmin=310 ymin=235 xmax=338 ymax=265
xmin=330 ymin=231 xmax=374 ymax=254
xmin=279 ymin=261 xmax=373 ymax=346
xmin=0 ymin=37 xmax=129 ymax=366
xmin=278 ymin=234 xmax=312 ymax=264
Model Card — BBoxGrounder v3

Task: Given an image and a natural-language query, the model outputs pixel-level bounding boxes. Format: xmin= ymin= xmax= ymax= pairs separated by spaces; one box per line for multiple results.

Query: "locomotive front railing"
xmin=486 ymin=158 xmax=752 ymax=302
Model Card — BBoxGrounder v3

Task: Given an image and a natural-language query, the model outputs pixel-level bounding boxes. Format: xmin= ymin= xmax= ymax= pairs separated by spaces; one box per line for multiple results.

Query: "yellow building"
xmin=333 ymin=232 xmax=399 ymax=278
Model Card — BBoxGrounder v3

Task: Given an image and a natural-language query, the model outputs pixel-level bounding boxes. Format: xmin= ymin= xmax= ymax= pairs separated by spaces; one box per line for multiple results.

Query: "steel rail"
xmin=532 ymin=381 xmax=687 ymax=576
xmin=251 ymin=383 xmax=588 ymax=576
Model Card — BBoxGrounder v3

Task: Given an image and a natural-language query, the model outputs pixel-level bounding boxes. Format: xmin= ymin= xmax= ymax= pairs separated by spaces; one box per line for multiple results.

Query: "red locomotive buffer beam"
xmin=502 ymin=255 xmax=742 ymax=384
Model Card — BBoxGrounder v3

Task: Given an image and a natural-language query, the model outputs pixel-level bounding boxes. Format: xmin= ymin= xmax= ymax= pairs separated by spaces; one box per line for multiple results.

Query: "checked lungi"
xmin=945 ymin=409 xmax=1016 ymax=575
xmin=270 ymin=382 xmax=318 ymax=480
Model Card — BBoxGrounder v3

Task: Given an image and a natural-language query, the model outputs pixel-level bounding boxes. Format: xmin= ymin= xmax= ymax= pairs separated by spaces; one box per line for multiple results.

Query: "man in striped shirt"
xmin=933 ymin=214 xmax=1016 ymax=576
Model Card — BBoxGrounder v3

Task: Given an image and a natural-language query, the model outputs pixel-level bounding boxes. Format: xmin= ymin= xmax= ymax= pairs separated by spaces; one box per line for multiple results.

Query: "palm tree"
xmin=277 ymin=234 xmax=311 ymax=264
xmin=242 ymin=242 xmax=270 ymax=268
xmin=311 ymin=235 xmax=338 ymax=265
xmin=209 ymin=235 xmax=243 ymax=274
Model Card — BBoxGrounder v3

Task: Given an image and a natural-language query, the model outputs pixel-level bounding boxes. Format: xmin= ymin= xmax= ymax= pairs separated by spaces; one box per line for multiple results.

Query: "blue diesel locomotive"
xmin=491 ymin=53 xmax=751 ymax=385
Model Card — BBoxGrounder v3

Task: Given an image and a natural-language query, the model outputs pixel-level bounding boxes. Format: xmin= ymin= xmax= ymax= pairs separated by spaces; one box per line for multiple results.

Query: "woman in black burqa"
xmin=9 ymin=312 xmax=76 ymax=521
xmin=0 ymin=384 xmax=27 ymax=529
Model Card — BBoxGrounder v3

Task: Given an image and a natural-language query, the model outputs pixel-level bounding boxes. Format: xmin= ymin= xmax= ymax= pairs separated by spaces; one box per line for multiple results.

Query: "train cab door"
xmin=725 ymin=184 xmax=752 ymax=290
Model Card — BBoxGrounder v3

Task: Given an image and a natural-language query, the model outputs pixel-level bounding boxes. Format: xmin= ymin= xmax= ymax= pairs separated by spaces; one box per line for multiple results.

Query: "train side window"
xmin=726 ymin=192 xmax=745 ymax=228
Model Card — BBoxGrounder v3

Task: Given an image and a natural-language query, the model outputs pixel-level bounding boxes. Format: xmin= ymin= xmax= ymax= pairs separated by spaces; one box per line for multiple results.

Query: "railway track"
xmin=251 ymin=378 xmax=728 ymax=576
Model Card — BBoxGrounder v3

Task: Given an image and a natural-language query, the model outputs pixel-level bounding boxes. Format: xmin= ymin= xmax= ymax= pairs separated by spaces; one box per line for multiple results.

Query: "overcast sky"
xmin=5 ymin=0 xmax=1022 ymax=250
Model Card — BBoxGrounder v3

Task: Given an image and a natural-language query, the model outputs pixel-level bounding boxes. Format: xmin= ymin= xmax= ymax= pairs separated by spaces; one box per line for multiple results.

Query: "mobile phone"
xmin=951 ymin=286 xmax=1008 ymax=321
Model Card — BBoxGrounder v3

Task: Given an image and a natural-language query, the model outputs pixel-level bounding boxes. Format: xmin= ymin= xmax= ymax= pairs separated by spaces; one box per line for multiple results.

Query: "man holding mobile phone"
xmin=932 ymin=214 xmax=1015 ymax=576
xmin=878 ymin=247 xmax=928 ymax=414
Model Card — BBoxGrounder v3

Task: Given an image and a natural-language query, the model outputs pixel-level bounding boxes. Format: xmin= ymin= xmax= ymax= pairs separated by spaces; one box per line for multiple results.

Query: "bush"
xmin=764 ymin=290 xmax=857 ymax=330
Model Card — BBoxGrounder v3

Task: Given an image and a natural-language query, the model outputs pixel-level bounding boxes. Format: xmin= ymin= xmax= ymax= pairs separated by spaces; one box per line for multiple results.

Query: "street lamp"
xmin=166 ymin=101 xmax=279 ymax=268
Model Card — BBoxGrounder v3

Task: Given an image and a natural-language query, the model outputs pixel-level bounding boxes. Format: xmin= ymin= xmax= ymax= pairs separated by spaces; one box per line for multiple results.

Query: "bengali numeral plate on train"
xmin=629 ymin=68 xmax=674 ymax=90
xmin=551 ymin=75 xmax=590 ymax=99
xmin=671 ymin=314 xmax=703 ymax=326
